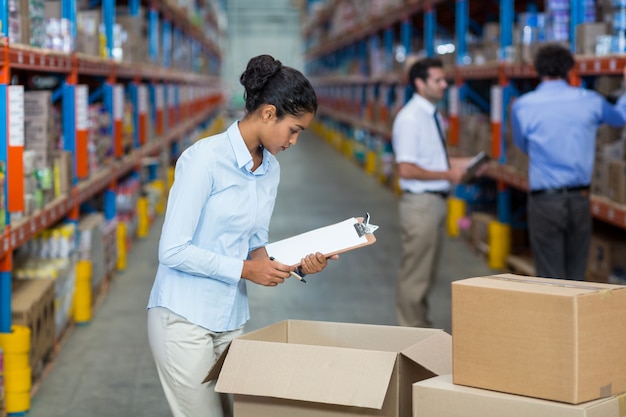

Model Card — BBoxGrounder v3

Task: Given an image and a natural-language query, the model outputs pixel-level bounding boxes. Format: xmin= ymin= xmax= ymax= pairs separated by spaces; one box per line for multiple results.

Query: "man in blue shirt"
xmin=511 ymin=43 xmax=626 ymax=280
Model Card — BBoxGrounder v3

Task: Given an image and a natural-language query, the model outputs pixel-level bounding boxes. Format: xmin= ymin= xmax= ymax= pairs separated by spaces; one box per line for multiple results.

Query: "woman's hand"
xmin=242 ymin=257 xmax=291 ymax=287
xmin=299 ymin=252 xmax=339 ymax=275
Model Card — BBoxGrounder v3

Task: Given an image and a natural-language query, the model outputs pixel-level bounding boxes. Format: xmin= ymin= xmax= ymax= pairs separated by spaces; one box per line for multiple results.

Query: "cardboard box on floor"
xmin=452 ymin=274 xmax=626 ymax=404
xmin=414 ymin=375 xmax=626 ymax=417
xmin=205 ymin=320 xmax=451 ymax=417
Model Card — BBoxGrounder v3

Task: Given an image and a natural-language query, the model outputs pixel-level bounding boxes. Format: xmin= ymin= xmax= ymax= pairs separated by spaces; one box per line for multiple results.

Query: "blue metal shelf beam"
xmin=424 ymin=6 xmax=435 ymax=58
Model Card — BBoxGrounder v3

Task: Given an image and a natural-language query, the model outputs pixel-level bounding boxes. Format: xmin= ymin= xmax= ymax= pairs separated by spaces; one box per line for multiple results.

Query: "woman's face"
xmin=262 ymin=111 xmax=315 ymax=155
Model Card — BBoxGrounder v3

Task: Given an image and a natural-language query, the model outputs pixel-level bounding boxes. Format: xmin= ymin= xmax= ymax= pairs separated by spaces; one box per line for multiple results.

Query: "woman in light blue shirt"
xmin=147 ymin=55 xmax=332 ymax=417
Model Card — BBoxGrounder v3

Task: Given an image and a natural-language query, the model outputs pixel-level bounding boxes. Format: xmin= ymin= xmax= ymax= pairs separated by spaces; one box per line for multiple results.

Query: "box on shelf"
xmin=51 ymin=150 xmax=72 ymax=198
xmin=587 ymin=231 xmax=626 ymax=283
xmin=76 ymin=9 xmax=102 ymax=57
xmin=452 ymin=274 xmax=626 ymax=404
xmin=469 ymin=212 xmax=495 ymax=254
xmin=413 ymin=375 xmax=626 ymax=417
xmin=594 ymin=76 xmax=624 ymax=97
xmin=592 ymin=157 xmax=608 ymax=197
xmin=205 ymin=320 xmax=452 ymax=417
xmin=11 ymin=279 xmax=55 ymax=378
xmin=606 ymin=160 xmax=626 ymax=204
xmin=576 ymin=22 xmax=610 ymax=55
xmin=116 ymin=14 xmax=148 ymax=64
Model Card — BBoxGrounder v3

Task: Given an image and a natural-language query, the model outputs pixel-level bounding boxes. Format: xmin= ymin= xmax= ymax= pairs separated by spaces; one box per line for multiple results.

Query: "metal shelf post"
xmin=401 ymin=18 xmax=412 ymax=55
xmin=500 ymin=0 xmax=513 ymax=60
xmin=570 ymin=0 xmax=583 ymax=53
xmin=456 ymin=0 xmax=468 ymax=65
xmin=424 ymin=5 xmax=435 ymax=58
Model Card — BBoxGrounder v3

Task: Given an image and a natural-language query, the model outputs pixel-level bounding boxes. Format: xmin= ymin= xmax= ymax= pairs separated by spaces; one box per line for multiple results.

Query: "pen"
xmin=269 ymin=257 xmax=306 ymax=283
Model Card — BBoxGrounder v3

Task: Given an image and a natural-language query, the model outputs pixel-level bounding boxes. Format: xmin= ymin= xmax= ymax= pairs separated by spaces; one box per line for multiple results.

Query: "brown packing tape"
xmin=618 ymin=392 xmax=626 ymax=417
xmin=600 ymin=383 xmax=613 ymax=398
xmin=492 ymin=275 xmax=621 ymax=293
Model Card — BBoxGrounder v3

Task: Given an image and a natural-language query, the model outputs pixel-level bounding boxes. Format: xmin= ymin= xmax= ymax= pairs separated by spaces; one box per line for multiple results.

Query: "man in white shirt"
xmin=392 ymin=57 xmax=467 ymax=327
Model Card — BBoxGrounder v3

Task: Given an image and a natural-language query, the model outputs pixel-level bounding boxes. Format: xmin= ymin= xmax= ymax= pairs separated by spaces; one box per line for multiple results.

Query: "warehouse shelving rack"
xmin=0 ymin=0 xmax=225 ymax=339
xmin=304 ymin=0 xmax=626 ymax=264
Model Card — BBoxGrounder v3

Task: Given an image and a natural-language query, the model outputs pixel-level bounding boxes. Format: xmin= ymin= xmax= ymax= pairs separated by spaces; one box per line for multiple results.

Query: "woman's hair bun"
xmin=240 ymin=55 xmax=282 ymax=93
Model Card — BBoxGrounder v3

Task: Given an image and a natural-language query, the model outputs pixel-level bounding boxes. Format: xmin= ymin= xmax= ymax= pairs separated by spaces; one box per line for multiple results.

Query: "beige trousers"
xmin=147 ymin=307 xmax=242 ymax=417
xmin=396 ymin=193 xmax=447 ymax=327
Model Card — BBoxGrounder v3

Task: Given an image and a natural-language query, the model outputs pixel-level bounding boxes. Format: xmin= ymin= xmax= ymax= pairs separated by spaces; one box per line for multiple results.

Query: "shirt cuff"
xmin=215 ymin=256 xmax=244 ymax=285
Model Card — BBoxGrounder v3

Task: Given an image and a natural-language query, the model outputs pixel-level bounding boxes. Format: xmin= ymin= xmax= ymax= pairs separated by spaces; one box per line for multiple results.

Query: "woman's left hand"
xmin=299 ymin=252 xmax=339 ymax=275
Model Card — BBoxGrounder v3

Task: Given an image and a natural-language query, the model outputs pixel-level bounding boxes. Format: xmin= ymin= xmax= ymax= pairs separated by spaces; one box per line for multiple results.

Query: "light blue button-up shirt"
xmin=511 ymin=79 xmax=626 ymax=191
xmin=147 ymin=121 xmax=280 ymax=332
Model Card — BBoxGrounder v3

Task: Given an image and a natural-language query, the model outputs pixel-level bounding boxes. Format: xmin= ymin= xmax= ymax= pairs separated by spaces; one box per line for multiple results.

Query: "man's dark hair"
xmin=533 ymin=43 xmax=574 ymax=79
xmin=408 ymin=57 xmax=444 ymax=91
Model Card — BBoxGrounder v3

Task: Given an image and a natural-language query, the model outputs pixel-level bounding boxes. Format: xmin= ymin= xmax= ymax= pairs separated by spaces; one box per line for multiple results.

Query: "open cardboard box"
xmin=204 ymin=320 xmax=451 ymax=417
xmin=452 ymin=274 xmax=626 ymax=404
xmin=414 ymin=375 xmax=626 ymax=417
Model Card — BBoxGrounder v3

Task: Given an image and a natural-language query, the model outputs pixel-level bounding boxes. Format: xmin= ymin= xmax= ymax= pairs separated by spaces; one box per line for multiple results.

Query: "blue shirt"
xmin=147 ymin=121 xmax=280 ymax=332
xmin=511 ymin=79 xmax=626 ymax=190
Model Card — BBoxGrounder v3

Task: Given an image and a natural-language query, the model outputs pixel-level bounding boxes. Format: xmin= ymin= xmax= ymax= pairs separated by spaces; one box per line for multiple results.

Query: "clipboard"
xmin=265 ymin=214 xmax=378 ymax=267
xmin=461 ymin=151 xmax=490 ymax=184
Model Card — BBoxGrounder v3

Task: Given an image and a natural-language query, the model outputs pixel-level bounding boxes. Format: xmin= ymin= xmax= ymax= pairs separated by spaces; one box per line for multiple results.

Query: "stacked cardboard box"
xmin=10 ymin=279 xmax=55 ymax=379
xmin=22 ymin=91 xmax=62 ymax=217
xmin=116 ymin=9 xmax=148 ymax=64
xmin=414 ymin=375 xmax=625 ymax=417
xmin=457 ymin=114 xmax=492 ymax=158
xmin=76 ymin=9 xmax=102 ymax=57
xmin=206 ymin=320 xmax=452 ymax=417
xmin=412 ymin=274 xmax=626 ymax=417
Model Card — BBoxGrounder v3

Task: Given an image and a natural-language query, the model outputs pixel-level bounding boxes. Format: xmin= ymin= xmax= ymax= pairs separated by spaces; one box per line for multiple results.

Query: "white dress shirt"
xmin=147 ymin=121 xmax=280 ymax=332
xmin=392 ymin=93 xmax=450 ymax=193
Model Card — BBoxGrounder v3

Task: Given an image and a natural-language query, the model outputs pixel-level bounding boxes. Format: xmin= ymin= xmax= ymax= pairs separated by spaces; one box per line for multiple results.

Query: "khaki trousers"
xmin=396 ymin=193 xmax=447 ymax=327
xmin=147 ymin=307 xmax=242 ymax=417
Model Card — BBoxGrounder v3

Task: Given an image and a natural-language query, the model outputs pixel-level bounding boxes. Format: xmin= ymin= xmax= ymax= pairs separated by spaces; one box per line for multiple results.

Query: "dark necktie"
xmin=434 ymin=111 xmax=450 ymax=168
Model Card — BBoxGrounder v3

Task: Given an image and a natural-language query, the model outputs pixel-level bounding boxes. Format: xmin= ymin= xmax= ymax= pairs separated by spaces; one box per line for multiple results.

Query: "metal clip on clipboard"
xmin=354 ymin=212 xmax=379 ymax=237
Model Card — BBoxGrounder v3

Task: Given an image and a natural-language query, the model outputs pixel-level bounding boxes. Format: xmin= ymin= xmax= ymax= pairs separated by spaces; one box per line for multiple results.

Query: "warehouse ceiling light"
xmin=436 ymin=43 xmax=456 ymax=54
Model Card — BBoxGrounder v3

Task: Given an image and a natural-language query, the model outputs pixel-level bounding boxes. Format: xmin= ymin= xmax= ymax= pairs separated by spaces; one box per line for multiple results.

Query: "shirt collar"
xmin=412 ymin=93 xmax=437 ymax=115
xmin=226 ymin=121 xmax=273 ymax=174
xmin=537 ymin=79 xmax=569 ymax=90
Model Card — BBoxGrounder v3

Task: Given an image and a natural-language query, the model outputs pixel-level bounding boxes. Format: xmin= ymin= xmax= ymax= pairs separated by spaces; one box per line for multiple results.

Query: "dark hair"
xmin=533 ymin=43 xmax=574 ymax=79
xmin=239 ymin=55 xmax=318 ymax=118
xmin=408 ymin=57 xmax=444 ymax=91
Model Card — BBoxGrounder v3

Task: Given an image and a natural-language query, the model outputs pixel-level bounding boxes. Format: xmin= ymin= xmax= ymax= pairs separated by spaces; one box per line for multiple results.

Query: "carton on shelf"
xmin=452 ymin=274 xmax=626 ymax=404
xmin=205 ymin=320 xmax=452 ymax=417
xmin=607 ymin=160 xmax=626 ymax=204
xmin=587 ymin=232 xmax=626 ymax=281
xmin=575 ymin=22 xmax=610 ymax=55
xmin=413 ymin=375 xmax=626 ymax=417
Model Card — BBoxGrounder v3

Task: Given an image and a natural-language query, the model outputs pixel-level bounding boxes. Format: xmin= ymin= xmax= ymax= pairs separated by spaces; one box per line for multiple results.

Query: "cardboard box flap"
xmin=204 ymin=321 xmax=289 ymax=384
xmin=215 ymin=339 xmax=398 ymax=409
xmin=401 ymin=330 xmax=452 ymax=375
xmin=204 ymin=343 xmax=231 ymax=383
xmin=285 ymin=319 xmax=444 ymax=352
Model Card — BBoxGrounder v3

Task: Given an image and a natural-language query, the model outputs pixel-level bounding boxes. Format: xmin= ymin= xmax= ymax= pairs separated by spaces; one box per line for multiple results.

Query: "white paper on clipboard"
xmin=265 ymin=217 xmax=376 ymax=267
